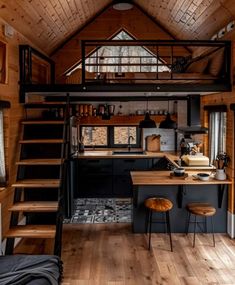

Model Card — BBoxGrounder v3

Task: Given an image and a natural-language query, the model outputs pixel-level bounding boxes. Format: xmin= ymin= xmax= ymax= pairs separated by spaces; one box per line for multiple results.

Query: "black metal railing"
xmin=80 ymin=40 xmax=231 ymax=86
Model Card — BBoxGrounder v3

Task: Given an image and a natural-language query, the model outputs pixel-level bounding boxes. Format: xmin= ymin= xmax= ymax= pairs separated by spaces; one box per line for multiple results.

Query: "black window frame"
xmin=109 ymin=125 xmax=141 ymax=148
xmin=80 ymin=125 xmax=141 ymax=148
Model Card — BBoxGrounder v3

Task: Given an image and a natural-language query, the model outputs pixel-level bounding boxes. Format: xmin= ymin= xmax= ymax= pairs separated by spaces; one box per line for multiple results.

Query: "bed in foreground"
xmin=0 ymin=255 xmax=62 ymax=285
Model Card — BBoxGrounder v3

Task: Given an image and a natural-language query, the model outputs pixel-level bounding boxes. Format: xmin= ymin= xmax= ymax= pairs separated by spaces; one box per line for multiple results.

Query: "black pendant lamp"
xmin=139 ymin=97 xmax=156 ymax=128
xmin=159 ymin=101 xmax=177 ymax=129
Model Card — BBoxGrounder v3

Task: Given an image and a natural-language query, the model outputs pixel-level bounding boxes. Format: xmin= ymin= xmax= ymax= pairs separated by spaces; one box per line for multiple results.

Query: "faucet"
xmin=128 ymin=135 xmax=134 ymax=151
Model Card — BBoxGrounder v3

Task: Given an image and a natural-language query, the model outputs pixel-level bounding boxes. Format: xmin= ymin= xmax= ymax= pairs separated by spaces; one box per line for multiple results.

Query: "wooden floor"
xmin=15 ymin=223 xmax=235 ymax=285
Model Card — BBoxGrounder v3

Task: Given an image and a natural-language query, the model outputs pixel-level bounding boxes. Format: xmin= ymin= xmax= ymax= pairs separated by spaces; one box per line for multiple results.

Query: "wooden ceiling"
xmin=0 ymin=0 xmax=234 ymax=55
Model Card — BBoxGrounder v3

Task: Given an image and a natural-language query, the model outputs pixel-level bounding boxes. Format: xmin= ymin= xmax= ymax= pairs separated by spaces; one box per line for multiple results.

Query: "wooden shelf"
xmin=79 ymin=114 xmax=177 ymax=126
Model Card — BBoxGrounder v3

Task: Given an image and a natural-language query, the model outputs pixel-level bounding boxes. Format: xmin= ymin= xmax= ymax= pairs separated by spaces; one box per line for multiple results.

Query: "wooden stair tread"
xmin=9 ymin=201 xmax=58 ymax=212
xmin=22 ymin=120 xmax=64 ymax=125
xmin=16 ymin=158 xmax=62 ymax=165
xmin=6 ymin=225 xmax=56 ymax=238
xmin=19 ymin=139 xmax=64 ymax=144
xmin=12 ymin=179 xmax=60 ymax=188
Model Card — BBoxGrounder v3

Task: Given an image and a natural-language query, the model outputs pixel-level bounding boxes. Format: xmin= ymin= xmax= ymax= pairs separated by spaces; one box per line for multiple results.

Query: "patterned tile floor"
xmin=64 ymin=198 xmax=132 ymax=224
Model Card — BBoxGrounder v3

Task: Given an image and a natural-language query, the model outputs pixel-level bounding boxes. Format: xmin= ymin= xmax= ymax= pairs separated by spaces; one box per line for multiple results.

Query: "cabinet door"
xmin=78 ymin=159 xmax=113 ymax=175
xmin=113 ymin=159 xmax=148 ymax=175
xmin=113 ymin=175 xmax=132 ymax=197
xmin=76 ymin=174 xmax=113 ymax=198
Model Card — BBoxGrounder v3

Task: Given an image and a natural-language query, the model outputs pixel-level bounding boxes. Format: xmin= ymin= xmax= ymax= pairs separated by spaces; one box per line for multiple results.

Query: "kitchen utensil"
xmin=215 ymin=169 xmax=226 ymax=180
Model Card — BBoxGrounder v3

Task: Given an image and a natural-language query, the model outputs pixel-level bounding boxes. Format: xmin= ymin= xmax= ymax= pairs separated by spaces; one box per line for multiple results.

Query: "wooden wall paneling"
xmin=0 ymin=17 xmax=46 ymax=238
xmin=201 ymin=89 xmax=235 ymax=214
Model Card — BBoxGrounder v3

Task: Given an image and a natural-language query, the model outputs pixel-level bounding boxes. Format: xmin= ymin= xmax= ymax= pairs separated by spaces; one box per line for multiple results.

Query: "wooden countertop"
xmin=75 ymin=150 xmax=168 ymax=159
xmin=130 ymin=171 xmax=232 ymax=186
xmin=73 ymin=151 xmax=215 ymax=170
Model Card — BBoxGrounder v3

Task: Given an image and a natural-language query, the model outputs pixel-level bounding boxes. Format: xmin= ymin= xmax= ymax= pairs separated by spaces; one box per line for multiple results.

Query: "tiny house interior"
xmin=0 ymin=0 xmax=235 ymax=284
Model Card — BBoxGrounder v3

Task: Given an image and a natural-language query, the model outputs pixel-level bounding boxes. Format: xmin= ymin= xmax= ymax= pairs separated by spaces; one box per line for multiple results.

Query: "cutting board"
xmin=146 ymin=134 xmax=161 ymax=152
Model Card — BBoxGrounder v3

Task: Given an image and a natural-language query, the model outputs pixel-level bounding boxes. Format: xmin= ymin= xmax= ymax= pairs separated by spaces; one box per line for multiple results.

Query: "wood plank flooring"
xmin=14 ymin=224 xmax=235 ymax=285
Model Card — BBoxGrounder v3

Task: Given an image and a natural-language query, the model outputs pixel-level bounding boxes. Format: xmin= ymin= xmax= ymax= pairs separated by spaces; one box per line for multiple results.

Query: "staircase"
xmin=5 ymin=100 xmax=71 ymax=256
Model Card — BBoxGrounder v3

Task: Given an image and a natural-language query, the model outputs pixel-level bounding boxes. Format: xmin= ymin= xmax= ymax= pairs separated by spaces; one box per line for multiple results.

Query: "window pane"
xmin=209 ymin=112 xmax=227 ymax=163
xmin=81 ymin=126 xmax=108 ymax=146
xmin=114 ymin=127 xmax=137 ymax=145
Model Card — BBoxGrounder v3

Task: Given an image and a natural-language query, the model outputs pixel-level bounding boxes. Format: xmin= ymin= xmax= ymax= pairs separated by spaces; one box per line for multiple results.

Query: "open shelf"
xmin=79 ymin=114 xmax=177 ymax=126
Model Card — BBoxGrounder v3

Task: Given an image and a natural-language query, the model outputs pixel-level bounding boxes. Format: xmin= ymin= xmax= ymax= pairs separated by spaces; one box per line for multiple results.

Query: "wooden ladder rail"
xmin=5 ymin=120 xmax=27 ymax=254
xmin=5 ymin=95 xmax=71 ymax=256
xmin=54 ymin=93 xmax=71 ymax=257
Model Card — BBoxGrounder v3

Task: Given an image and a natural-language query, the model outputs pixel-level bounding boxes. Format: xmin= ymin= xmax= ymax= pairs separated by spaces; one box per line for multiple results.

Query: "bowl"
xmin=174 ymin=167 xmax=185 ymax=177
xmin=197 ymin=173 xmax=210 ymax=181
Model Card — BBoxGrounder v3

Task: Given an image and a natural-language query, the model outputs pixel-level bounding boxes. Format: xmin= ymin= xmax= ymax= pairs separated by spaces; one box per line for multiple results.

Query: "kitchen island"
xmin=131 ymin=171 xmax=231 ymax=233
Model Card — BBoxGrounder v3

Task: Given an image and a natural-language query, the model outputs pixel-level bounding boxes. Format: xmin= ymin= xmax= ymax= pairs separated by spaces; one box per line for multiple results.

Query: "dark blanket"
xmin=0 ymin=255 xmax=62 ymax=285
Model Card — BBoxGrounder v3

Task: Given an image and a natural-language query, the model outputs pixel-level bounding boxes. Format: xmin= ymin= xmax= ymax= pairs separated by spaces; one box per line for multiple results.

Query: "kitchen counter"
xmin=131 ymin=170 xmax=231 ymax=233
xmin=75 ymin=150 xmax=169 ymax=159
xmin=131 ymin=170 xmax=230 ymax=185
xmin=73 ymin=150 xmax=215 ymax=170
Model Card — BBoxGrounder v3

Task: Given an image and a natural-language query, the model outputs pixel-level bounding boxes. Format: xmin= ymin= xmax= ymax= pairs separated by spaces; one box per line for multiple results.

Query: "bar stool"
xmin=186 ymin=202 xmax=216 ymax=247
xmin=144 ymin=197 xmax=173 ymax=251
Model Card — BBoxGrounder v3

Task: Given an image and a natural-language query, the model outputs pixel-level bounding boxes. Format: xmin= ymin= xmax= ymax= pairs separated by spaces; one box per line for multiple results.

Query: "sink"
xmin=112 ymin=150 xmax=146 ymax=155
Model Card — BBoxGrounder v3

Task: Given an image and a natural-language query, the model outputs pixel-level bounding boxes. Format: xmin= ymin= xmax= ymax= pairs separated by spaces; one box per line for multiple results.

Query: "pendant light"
xmin=139 ymin=97 xmax=156 ymax=128
xmin=159 ymin=101 xmax=177 ymax=129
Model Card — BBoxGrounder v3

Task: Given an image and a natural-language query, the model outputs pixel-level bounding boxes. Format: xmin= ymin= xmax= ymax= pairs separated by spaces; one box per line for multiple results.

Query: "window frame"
xmin=80 ymin=126 xmax=110 ymax=148
xmin=80 ymin=125 xmax=141 ymax=148
xmin=109 ymin=126 xmax=141 ymax=148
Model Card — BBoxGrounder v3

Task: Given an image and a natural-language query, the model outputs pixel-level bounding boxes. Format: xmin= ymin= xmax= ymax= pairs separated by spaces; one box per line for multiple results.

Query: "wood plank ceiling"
xmin=0 ymin=0 xmax=234 ymax=55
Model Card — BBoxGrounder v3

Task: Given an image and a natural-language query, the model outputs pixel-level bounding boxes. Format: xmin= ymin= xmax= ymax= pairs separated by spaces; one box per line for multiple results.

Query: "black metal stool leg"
xmin=205 ymin=216 xmax=207 ymax=233
xmin=193 ymin=214 xmax=197 ymax=247
xmin=166 ymin=211 xmax=173 ymax=252
xmin=148 ymin=210 xmax=153 ymax=250
xmin=145 ymin=209 xmax=150 ymax=234
xmin=211 ymin=216 xmax=215 ymax=247
xmin=186 ymin=212 xmax=191 ymax=235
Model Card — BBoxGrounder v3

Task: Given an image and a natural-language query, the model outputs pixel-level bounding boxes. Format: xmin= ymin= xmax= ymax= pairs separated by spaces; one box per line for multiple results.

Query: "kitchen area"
xmin=67 ymin=94 xmax=231 ymax=235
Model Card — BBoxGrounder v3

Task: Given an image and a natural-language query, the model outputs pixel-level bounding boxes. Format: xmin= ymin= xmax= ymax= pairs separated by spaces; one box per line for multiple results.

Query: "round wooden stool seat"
xmin=186 ymin=203 xmax=216 ymax=217
xmin=144 ymin=197 xmax=173 ymax=212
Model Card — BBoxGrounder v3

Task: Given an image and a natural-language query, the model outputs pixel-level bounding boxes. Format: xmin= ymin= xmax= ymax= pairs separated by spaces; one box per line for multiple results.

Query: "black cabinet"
xmin=74 ymin=157 xmax=150 ymax=198
xmin=76 ymin=159 xmax=113 ymax=198
xmin=112 ymin=159 xmax=149 ymax=197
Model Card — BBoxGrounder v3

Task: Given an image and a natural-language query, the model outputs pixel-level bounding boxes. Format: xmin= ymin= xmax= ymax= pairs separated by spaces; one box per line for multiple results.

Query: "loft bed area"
xmin=19 ymin=40 xmax=232 ymax=103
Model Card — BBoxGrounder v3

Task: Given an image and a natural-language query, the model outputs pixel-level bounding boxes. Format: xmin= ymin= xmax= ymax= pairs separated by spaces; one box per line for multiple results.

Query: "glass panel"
xmin=81 ymin=126 xmax=108 ymax=146
xmin=209 ymin=112 xmax=227 ymax=163
xmin=114 ymin=127 xmax=137 ymax=145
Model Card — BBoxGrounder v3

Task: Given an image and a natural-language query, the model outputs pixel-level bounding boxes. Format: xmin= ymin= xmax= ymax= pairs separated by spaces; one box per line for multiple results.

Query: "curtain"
xmin=209 ymin=112 xmax=226 ymax=163
xmin=0 ymin=109 xmax=6 ymax=185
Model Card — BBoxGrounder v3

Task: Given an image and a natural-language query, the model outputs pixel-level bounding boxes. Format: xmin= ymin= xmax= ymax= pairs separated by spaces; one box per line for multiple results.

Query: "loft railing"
xmin=80 ymin=40 xmax=231 ymax=86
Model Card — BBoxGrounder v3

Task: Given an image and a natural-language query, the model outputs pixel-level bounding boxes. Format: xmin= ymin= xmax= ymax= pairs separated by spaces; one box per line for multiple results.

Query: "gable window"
xmin=209 ymin=111 xmax=227 ymax=163
xmin=0 ymin=108 xmax=6 ymax=186
xmin=67 ymin=30 xmax=170 ymax=76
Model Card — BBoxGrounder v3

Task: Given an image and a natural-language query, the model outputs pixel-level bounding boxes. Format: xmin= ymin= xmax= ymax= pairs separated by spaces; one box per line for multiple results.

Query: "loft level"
xmin=19 ymin=40 xmax=232 ymax=103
